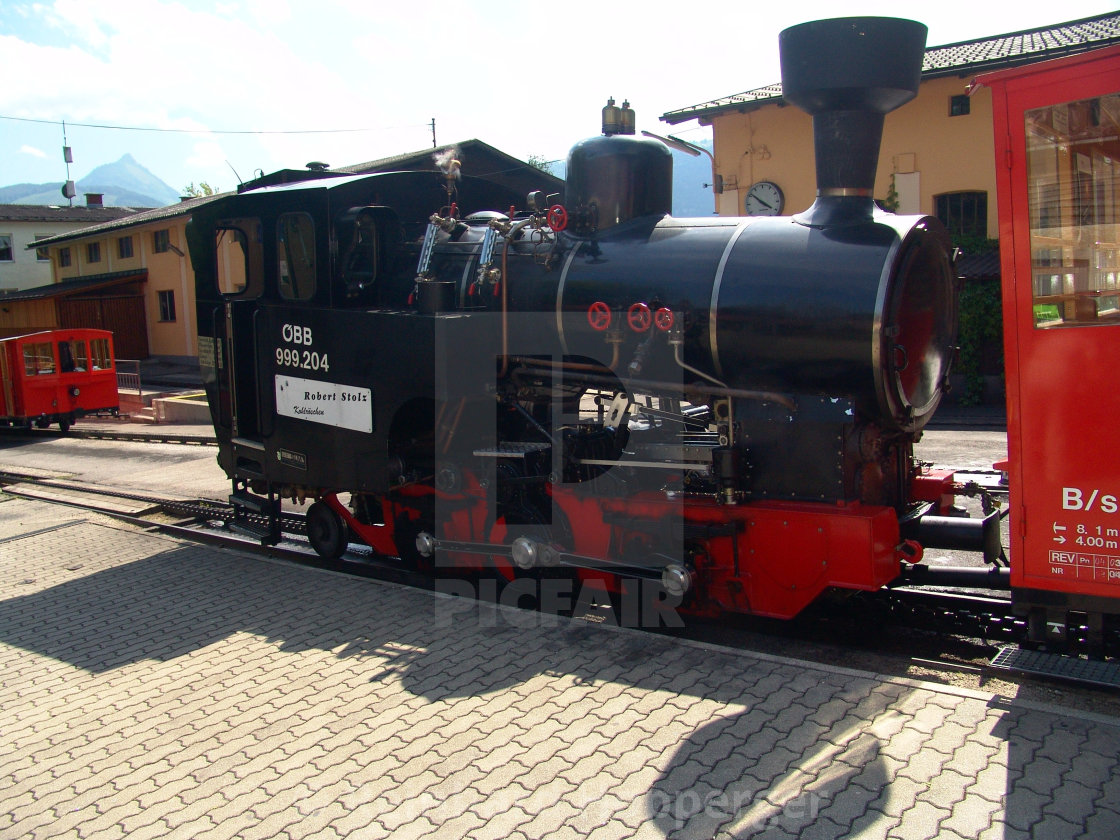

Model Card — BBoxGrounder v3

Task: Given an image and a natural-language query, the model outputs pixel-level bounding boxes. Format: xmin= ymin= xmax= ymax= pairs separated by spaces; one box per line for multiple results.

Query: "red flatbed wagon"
xmin=0 ymin=328 xmax=119 ymax=432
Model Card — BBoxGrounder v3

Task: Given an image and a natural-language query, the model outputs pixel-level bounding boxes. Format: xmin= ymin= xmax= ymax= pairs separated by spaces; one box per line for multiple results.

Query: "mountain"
xmin=669 ymin=141 xmax=719 ymax=218
xmin=0 ymin=154 xmax=179 ymax=207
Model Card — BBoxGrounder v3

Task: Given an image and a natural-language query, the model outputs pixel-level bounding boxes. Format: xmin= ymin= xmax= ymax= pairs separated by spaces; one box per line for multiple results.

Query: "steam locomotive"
xmin=187 ymin=17 xmax=1003 ymax=621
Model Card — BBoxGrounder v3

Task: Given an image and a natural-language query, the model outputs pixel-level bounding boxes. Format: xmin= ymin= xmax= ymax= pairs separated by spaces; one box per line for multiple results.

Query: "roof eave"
xmin=28 ymin=194 xmax=228 ymax=247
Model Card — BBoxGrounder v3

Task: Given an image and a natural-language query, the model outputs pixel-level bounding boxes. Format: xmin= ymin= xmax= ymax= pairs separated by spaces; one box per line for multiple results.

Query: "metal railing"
xmin=116 ymin=359 xmax=142 ymax=394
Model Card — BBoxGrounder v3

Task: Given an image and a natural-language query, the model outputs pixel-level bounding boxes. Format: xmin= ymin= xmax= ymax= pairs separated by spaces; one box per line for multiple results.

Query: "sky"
xmin=1 ymin=0 xmax=1116 ymax=200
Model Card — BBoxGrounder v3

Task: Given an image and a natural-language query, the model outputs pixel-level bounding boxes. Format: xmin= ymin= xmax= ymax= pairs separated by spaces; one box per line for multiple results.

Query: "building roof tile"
xmin=0 ymin=204 xmax=141 ymax=224
xmin=0 ymin=270 xmax=146 ymax=302
xmin=662 ymin=12 xmax=1120 ymax=124
xmin=26 ymin=194 xmax=229 ymax=248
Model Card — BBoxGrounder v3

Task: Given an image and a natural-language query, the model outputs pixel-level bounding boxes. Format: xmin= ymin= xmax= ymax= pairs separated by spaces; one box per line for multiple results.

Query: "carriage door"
xmin=981 ymin=46 xmax=1120 ymax=629
xmin=215 ymin=219 xmax=265 ymax=441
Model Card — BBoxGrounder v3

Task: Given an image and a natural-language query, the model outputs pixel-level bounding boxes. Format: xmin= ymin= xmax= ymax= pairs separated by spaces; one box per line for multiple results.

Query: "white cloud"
xmin=186 ymin=140 xmax=229 ymax=171
xmin=20 ymin=144 xmax=48 ymax=158
xmin=2 ymin=0 xmax=1112 ymax=193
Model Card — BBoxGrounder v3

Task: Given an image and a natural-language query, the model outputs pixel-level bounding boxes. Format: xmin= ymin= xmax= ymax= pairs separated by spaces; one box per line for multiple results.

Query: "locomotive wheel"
xmin=58 ymin=417 xmax=72 ymax=433
xmin=306 ymin=501 xmax=348 ymax=559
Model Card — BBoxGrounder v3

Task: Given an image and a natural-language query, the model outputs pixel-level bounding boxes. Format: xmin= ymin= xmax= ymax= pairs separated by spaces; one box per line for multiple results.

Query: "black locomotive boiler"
xmin=188 ymin=17 xmax=1000 ymax=620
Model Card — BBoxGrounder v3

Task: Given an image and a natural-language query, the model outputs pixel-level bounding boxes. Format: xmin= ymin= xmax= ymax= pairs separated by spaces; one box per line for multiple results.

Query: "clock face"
xmin=745 ymin=181 xmax=784 ymax=216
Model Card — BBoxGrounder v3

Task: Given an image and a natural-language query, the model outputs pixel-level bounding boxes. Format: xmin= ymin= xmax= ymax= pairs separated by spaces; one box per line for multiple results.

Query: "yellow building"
xmin=17 ymin=195 xmax=219 ymax=361
xmin=661 ymin=12 xmax=1120 ymax=241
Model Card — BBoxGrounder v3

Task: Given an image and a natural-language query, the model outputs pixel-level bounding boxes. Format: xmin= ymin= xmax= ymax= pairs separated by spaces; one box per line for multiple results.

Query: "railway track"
xmin=2 ymin=467 xmax=1118 ymax=695
xmin=0 ymin=424 xmax=217 ymax=446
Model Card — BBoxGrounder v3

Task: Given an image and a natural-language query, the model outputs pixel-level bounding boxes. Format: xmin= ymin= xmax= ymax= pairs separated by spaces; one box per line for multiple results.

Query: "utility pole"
xmin=61 ymin=120 xmax=75 ymax=206
xmin=430 ymin=118 xmax=437 ymax=149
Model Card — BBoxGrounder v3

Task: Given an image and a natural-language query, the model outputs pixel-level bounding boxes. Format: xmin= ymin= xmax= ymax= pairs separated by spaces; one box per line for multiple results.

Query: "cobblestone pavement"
xmin=2 ymin=496 xmax=1119 ymax=840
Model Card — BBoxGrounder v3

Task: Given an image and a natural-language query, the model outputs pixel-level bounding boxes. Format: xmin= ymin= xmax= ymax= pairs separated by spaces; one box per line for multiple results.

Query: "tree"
xmin=526 ymin=156 xmax=556 ymax=176
xmin=182 ymin=181 xmax=218 ymax=197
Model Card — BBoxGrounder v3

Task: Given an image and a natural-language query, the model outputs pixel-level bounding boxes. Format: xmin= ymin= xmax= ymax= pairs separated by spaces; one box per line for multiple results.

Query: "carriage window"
xmin=23 ymin=342 xmax=54 ymax=375
xmin=89 ymin=338 xmax=112 ymax=371
xmin=1027 ymin=93 xmax=1120 ymax=327
xmin=277 ymin=212 xmax=316 ymax=301
xmin=216 ymin=218 xmax=262 ymax=297
xmin=58 ymin=341 xmax=75 ymax=373
xmin=68 ymin=341 xmax=89 ymax=372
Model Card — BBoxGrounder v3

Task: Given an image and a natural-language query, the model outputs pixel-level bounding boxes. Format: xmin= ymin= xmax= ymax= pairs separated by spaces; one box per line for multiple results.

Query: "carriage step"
xmin=989 ymin=646 xmax=1120 ymax=689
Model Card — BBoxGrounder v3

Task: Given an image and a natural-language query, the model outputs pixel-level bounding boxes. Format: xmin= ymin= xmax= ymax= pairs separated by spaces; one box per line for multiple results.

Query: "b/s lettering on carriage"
xmin=1063 ymin=487 xmax=1120 ymax=514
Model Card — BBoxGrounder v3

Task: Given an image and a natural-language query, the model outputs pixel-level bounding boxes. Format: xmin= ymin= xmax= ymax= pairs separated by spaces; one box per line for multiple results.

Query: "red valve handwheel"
xmin=547 ymin=205 xmax=568 ymax=231
xmin=587 ymin=301 xmax=612 ymax=331
xmin=654 ymin=308 xmax=674 ymax=331
xmin=627 ymin=303 xmax=652 ymax=332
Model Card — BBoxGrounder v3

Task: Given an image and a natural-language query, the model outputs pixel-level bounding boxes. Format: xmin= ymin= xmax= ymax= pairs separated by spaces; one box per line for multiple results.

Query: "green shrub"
xmin=954 ymin=236 xmax=1003 ymax=405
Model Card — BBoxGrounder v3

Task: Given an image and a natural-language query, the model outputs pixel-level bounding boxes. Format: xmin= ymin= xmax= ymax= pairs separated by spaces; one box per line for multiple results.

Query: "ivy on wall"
xmin=954 ymin=236 xmax=1003 ymax=405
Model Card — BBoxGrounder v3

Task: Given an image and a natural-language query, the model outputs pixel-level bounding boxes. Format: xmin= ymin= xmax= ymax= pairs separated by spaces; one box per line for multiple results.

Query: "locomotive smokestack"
xmin=779 ymin=17 xmax=926 ymax=224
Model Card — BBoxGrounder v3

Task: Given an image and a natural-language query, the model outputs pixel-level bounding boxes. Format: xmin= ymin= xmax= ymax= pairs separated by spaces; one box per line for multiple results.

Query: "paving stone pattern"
xmin=2 ymin=497 xmax=1119 ymax=839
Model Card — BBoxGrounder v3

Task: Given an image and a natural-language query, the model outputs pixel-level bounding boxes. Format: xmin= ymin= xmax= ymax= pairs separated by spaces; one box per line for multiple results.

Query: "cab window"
xmin=216 ymin=218 xmax=263 ymax=298
xmin=277 ymin=213 xmax=316 ymax=301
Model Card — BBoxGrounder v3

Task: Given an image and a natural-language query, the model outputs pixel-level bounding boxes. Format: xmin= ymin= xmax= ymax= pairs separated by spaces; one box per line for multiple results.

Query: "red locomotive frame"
xmin=0 ymin=328 xmax=119 ymax=431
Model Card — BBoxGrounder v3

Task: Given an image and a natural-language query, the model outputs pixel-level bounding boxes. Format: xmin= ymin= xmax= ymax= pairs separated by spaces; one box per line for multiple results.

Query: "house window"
xmin=154 ymin=229 xmax=170 ymax=253
xmin=0 ymin=234 xmax=12 ymax=262
xmin=158 ymin=290 xmax=176 ymax=322
xmin=59 ymin=247 xmax=71 ymax=267
xmin=118 ymin=235 xmax=134 ymax=259
xmin=87 ymin=242 xmax=101 ymax=263
xmin=949 ymin=95 xmax=971 ymax=117
xmin=935 ymin=191 xmax=988 ymax=238
xmin=35 ymin=235 xmax=50 ymax=261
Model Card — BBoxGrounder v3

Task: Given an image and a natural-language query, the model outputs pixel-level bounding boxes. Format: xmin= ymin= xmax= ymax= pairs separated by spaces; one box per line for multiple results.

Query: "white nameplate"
xmin=274 ymin=375 xmax=372 ymax=433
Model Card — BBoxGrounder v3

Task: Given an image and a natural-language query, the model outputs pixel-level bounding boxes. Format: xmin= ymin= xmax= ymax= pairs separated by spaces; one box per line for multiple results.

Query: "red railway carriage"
xmin=0 ymin=328 xmax=119 ymax=432
xmin=974 ymin=45 xmax=1120 ymax=650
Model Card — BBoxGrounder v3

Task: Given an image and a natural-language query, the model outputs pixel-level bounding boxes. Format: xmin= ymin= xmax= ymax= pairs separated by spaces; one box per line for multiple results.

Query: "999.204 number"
xmin=276 ymin=347 xmax=330 ymax=372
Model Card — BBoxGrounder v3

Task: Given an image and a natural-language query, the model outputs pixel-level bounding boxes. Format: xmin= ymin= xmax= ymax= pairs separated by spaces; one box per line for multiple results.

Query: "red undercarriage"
xmin=323 ymin=467 xmax=960 ymax=619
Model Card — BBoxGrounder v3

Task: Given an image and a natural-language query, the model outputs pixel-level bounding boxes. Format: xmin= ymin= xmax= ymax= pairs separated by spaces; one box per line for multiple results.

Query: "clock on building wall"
xmin=744 ymin=181 xmax=785 ymax=216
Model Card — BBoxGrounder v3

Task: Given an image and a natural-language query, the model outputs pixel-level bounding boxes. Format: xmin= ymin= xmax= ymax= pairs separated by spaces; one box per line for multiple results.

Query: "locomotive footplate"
xmin=228 ymin=484 xmax=282 ymax=546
